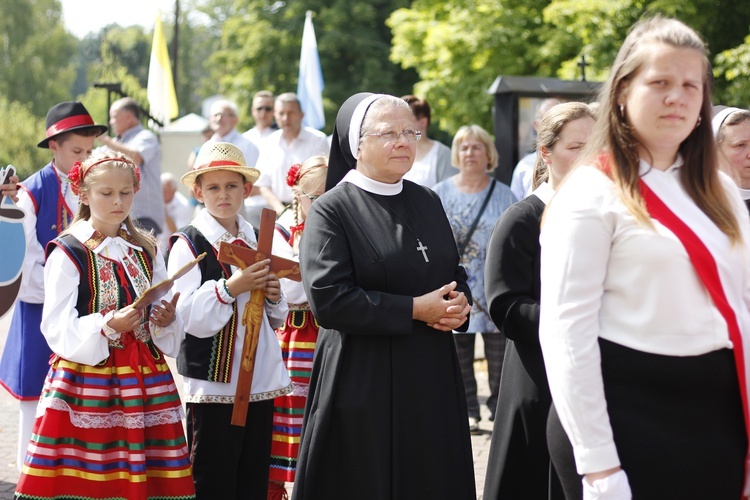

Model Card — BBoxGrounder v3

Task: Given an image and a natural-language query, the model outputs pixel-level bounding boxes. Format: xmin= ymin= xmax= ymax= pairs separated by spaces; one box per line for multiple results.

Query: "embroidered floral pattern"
xmin=184 ymin=383 xmax=293 ymax=404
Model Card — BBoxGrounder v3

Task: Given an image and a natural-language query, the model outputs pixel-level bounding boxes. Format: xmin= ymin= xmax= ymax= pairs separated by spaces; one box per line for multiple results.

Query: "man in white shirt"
xmin=162 ymin=172 xmax=194 ymax=232
xmin=99 ymin=97 xmax=165 ymax=236
xmin=208 ymin=99 xmax=260 ymax=168
xmin=254 ymin=92 xmax=329 ymax=215
xmin=242 ymin=90 xmax=278 ymax=147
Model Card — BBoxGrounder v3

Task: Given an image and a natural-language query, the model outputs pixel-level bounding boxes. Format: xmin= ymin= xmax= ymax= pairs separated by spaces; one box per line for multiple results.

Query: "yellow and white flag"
xmin=147 ymin=12 xmax=178 ymax=126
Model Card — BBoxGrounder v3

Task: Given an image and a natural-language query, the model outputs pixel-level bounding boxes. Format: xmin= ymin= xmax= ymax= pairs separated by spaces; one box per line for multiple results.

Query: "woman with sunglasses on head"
xmin=292 ymin=93 xmax=475 ymax=500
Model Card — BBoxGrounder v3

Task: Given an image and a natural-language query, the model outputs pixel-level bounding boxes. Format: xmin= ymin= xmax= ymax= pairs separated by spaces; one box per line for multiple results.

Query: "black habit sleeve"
xmin=484 ymin=197 xmax=542 ymax=344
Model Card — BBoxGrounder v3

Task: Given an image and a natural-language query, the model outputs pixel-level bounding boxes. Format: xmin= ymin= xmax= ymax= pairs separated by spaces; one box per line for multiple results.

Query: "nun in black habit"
xmin=292 ymin=93 xmax=476 ymax=500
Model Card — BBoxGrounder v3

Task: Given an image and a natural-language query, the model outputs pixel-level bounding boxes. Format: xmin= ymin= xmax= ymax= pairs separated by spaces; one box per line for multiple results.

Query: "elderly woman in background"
xmin=712 ymin=106 xmax=750 ymax=213
xmin=482 ymin=101 xmax=596 ymax=500
xmin=433 ymin=124 xmax=516 ymax=433
xmin=540 ymin=17 xmax=750 ymax=499
xmin=293 ymin=93 xmax=475 ymax=500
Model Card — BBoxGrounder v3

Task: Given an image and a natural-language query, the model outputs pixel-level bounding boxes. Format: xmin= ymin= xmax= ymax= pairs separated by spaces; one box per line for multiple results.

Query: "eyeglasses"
xmin=255 ymin=106 xmax=273 ymax=112
xmin=301 ymin=190 xmax=320 ymax=201
xmin=213 ymin=112 xmax=236 ymax=118
xmin=366 ymin=129 xmax=422 ymax=143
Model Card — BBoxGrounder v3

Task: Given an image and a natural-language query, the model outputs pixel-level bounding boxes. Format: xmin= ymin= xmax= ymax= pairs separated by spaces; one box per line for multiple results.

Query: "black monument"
xmin=489 ymin=75 xmax=601 ymax=184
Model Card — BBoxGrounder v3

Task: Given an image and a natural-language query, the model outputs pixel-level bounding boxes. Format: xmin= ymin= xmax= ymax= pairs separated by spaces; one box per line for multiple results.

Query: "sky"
xmin=60 ymin=0 xmax=177 ymax=38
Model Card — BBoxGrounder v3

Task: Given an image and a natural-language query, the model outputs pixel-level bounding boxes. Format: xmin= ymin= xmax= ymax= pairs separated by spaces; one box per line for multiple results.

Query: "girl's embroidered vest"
xmin=47 ymin=234 xmax=161 ymax=361
xmin=170 ymin=227 xmax=239 ymax=383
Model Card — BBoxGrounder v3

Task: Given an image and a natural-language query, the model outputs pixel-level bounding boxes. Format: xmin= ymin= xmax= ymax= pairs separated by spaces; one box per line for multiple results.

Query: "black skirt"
xmin=548 ymin=338 xmax=747 ymax=500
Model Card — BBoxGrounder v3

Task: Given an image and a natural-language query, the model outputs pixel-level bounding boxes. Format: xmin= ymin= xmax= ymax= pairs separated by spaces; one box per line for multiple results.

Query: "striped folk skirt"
xmin=270 ymin=307 xmax=319 ymax=483
xmin=14 ymin=334 xmax=195 ymax=500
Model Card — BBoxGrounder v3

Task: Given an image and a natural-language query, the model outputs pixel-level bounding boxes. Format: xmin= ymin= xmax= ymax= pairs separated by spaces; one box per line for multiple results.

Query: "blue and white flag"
xmin=298 ymin=11 xmax=325 ymax=130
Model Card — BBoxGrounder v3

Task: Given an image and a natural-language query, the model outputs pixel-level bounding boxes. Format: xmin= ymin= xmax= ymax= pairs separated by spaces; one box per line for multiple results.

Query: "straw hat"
xmin=180 ymin=141 xmax=261 ymax=188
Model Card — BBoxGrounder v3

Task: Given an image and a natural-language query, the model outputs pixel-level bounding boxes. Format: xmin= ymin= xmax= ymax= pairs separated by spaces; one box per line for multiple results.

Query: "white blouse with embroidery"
xmin=41 ymin=220 xmax=185 ymax=365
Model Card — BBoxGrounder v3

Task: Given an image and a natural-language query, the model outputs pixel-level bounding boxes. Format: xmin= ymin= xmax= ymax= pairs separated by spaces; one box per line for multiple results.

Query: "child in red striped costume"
xmin=268 ymin=156 xmax=327 ymax=499
xmin=14 ymin=153 xmax=195 ymax=500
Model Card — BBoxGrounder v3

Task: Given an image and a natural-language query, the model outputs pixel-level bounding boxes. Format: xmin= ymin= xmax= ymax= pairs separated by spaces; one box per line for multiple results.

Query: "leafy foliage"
xmin=203 ymin=0 xmax=418 ymax=133
xmin=389 ymin=0 xmax=750 ymax=134
xmin=0 ymin=0 xmax=77 ymax=116
xmin=0 ymin=98 xmax=49 ymax=180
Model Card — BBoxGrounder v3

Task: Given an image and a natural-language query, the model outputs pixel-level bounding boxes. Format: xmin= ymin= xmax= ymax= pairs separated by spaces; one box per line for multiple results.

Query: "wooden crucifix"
xmin=218 ymin=208 xmax=301 ymax=426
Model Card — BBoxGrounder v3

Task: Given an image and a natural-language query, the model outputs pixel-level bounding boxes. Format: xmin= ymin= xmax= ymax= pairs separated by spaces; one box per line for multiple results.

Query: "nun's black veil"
xmin=325 ymin=92 xmax=374 ymax=192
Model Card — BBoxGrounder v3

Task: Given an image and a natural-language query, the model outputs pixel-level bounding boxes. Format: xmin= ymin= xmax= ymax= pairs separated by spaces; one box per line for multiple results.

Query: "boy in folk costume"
xmin=168 ymin=142 xmax=292 ymax=499
xmin=0 ymin=102 xmax=107 ymax=470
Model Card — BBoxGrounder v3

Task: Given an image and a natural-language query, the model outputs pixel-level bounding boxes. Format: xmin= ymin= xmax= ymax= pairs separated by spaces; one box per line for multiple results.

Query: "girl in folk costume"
xmin=14 ymin=153 xmax=195 ymax=500
xmin=268 ymin=156 xmax=328 ymax=500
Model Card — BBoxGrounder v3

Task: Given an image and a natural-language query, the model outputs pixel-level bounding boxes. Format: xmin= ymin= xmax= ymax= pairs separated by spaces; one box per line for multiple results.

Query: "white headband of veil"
xmin=348 ymin=94 xmax=387 ymax=156
xmin=712 ymin=107 xmax=744 ymax=137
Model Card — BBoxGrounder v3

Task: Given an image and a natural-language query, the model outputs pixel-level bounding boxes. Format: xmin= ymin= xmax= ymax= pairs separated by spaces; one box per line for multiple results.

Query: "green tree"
xmin=714 ymin=38 xmax=750 ymax=107
xmin=0 ymin=98 xmax=49 ymax=180
xmin=203 ymin=0 xmax=418 ymax=133
xmin=0 ymin=0 xmax=77 ymax=116
xmin=389 ymin=0 xmax=750 ymax=134
xmin=388 ymin=0 xmax=551 ymax=133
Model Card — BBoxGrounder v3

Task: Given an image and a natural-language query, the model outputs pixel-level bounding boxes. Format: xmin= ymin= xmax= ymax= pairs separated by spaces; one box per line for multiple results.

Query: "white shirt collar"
xmin=69 ymin=220 xmax=143 ymax=254
xmin=738 ymin=186 xmax=750 ymax=201
xmin=340 ymin=169 xmax=403 ymax=196
xmin=638 ymin=155 xmax=684 ymax=177
xmin=532 ymin=182 xmax=555 ymax=205
xmin=191 ymin=208 xmax=255 ymax=249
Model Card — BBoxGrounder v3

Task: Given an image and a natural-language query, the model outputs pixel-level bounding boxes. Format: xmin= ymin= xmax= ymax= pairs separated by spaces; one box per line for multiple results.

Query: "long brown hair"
xmin=532 ymin=102 xmax=597 ymax=190
xmin=69 ymin=152 xmax=157 ymax=259
xmin=580 ymin=16 xmax=740 ymax=242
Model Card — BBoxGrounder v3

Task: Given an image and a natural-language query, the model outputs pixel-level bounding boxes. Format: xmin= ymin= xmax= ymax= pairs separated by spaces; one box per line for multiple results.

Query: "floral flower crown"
xmin=68 ymin=157 xmax=141 ymax=195
xmin=286 ymin=163 xmax=303 ymax=188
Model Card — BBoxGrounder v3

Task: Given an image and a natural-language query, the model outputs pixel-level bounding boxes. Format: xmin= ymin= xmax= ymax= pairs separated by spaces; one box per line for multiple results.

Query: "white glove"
xmin=583 ymin=469 xmax=632 ymax=500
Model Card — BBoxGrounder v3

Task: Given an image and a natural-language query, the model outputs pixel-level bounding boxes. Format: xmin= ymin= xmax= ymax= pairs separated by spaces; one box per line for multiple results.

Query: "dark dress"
xmin=483 ymin=194 xmax=564 ymax=499
xmin=293 ymin=180 xmax=476 ymax=500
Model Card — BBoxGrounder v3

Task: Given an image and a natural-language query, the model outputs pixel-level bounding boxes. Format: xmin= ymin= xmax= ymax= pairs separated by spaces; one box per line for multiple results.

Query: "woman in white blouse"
xmin=540 ymin=17 xmax=750 ymax=500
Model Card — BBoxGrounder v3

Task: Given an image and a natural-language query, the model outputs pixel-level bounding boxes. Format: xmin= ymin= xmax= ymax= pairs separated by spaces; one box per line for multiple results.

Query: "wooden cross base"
xmin=218 ymin=208 xmax=301 ymax=426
